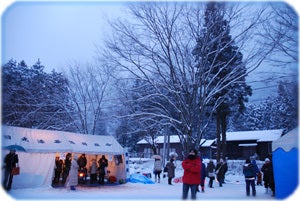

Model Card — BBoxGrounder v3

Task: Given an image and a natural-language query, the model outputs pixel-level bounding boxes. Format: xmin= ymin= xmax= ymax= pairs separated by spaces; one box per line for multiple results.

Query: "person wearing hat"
xmin=261 ymin=157 xmax=275 ymax=195
xmin=2 ymin=149 xmax=19 ymax=191
xmin=181 ymin=149 xmax=201 ymax=200
xmin=165 ymin=157 xmax=176 ymax=185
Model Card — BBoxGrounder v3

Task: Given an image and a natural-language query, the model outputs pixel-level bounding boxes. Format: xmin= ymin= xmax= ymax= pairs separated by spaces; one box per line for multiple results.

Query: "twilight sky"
xmin=1 ymin=0 xmax=126 ymax=72
xmin=1 ymin=0 xmax=298 ymax=102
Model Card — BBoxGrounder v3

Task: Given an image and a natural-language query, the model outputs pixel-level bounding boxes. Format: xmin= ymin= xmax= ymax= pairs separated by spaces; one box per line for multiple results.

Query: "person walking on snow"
xmin=165 ymin=158 xmax=176 ymax=185
xmin=197 ymin=157 xmax=206 ymax=192
xmin=243 ymin=159 xmax=256 ymax=196
xmin=215 ymin=158 xmax=227 ymax=187
xmin=261 ymin=157 xmax=275 ymax=196
xmin=181 ymin=149 xmax=201 ymax=200
xmin=153 ymin=158 xmax=162 ymax=183
xmin=207 ymin=159 xmax=215 ymax=188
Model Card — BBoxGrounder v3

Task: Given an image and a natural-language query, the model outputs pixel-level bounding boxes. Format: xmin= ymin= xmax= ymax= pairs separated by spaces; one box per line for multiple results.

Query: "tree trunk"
xmin=216 ymin=114 xmax=221 ymax=162
xmin=221 ymin=112 xmax=227 ymax=160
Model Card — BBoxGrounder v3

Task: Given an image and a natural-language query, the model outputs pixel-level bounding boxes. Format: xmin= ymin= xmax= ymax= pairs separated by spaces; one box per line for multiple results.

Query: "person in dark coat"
xmin=215 ymin=158 xmax=227 ymax=187
xmin=53 ymin=157 xmax=63 ymax=184
xmin=98 ymin=155 xmax=108 ymax=184
xmin=251 ymin=159 xmax=261 ymax=185
xmin=181 ymin=149 xmax=201 ymax=200
xmin=197 ymin=159 xmax=206 ymax=192
xmin=261 ymin=158 xmax=275 ymax=196
xmin=62 ymin=153 xmax=72 ymax=184
xmin=207 ymin=159 xmax=215 ymax=188
xmin=77 ymin=154 xmax=87 ymax=182
xmin=2 ymin=150 xmax=19 ymax=191
xmin=165 ymin=158 xmax=176 ymax=185
xmin=243 ymin=159 xmax=256 ymax=196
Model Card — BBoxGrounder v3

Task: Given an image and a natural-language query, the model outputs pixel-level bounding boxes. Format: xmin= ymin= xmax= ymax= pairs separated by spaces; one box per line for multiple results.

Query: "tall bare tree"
xmin=67 ymin=62 xmax=111 ymax=135
xmin=104 ymin=2 xmax=278 ymax=157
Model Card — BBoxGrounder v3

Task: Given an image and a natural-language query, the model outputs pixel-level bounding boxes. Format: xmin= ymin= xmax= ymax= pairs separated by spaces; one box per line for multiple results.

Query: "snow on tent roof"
xmin=2 ymin=126 xmax=124 ymax=154
xmin=225 ymin=129 xmax=283 ymax=142
xmin=272 ymin=127 xmax=298 ymax=152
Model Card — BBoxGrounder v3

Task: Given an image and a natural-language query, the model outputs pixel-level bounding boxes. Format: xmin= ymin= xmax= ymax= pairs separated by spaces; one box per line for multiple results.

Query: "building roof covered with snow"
xmin=225 ymin=129 xmax=283 ymax=142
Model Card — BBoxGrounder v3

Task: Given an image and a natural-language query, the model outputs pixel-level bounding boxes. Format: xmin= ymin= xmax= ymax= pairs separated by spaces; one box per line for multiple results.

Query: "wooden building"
xmin=225 ymin=129 xmax=283 ymax=160
xmin=136 ymin=129 xmax=283 ymax=161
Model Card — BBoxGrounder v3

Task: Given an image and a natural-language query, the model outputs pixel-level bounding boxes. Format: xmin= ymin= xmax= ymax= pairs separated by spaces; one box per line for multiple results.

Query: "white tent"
xmin=272 ymin=127 xmax=298 ymax=199
xmin=1 ymin=126 xmax=128 ymax=189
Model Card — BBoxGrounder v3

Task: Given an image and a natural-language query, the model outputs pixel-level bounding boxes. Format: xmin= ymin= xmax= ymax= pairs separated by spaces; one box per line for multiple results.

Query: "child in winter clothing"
xmin=243 ymin=159 xmax=256 ymax=196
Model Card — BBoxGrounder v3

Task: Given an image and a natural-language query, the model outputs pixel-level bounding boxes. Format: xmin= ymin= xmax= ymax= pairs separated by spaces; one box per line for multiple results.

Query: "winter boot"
xmin=70 ymin=186 xmax=76 ymax=191
xmin=158 ymin=178 xmax=160 ymax=183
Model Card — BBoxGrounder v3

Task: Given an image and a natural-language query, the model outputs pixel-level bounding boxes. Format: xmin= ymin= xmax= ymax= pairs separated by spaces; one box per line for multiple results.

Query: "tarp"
xmin=128 ymin=173 xmax=154 ymax=184
xmin=1 ymin=125 xmax=127 ymax=189
xmin=272 ymin=127 xmax=298 ymax=199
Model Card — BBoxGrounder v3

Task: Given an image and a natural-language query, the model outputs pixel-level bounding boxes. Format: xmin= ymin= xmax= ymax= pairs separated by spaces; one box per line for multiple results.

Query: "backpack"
xmin=163 ymin=166 xmax=168 ymax=172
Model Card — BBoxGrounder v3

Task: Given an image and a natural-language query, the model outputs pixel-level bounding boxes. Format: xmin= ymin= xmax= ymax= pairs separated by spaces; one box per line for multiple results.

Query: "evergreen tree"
xmin=230 ymin=81 xmax=298 ymax=133
xmin=2 ymin=59 xmax=76 ymax=131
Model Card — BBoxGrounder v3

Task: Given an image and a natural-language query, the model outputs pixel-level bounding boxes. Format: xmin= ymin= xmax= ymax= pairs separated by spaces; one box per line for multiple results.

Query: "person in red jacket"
xmin=182 ymin=149 xmax=201 ymax=200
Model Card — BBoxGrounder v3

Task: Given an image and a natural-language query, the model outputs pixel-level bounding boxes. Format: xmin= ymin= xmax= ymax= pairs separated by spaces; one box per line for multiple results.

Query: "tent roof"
xmin=272 ymin=127 xmax=298 ymax=152
xmin=2 ymin=126 xmax=124 ymax=154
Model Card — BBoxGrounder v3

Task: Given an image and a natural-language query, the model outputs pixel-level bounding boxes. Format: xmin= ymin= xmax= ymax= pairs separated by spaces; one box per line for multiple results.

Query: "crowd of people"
xmin=2 ymin=148 xmax=276 ymax=196
xmin=152 ymin=149 xmax=275 ymax=200
xmin=52 ymin=153 xmax=108 ymax=190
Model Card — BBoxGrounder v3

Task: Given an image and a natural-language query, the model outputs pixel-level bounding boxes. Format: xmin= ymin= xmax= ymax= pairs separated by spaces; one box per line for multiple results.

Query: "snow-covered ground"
xmin=0 ymin=158 xmax=293 ymax=200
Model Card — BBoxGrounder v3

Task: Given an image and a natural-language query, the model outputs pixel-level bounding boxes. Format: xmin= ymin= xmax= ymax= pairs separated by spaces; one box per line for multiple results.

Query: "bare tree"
xmin=67 ymin=62 xmax=111 ymax=135
xmin=261 ymin=2 xmax=298 ymax=66
xmin=104 ymin=2 xmax=278 ymax=157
